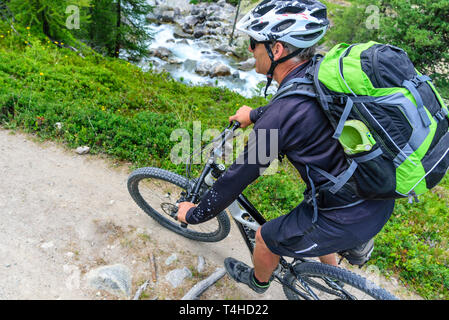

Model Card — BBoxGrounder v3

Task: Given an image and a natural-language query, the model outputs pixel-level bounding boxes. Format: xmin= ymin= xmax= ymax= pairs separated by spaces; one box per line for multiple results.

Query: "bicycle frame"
xmin=183 ymin=121 xmax=322 ymax=299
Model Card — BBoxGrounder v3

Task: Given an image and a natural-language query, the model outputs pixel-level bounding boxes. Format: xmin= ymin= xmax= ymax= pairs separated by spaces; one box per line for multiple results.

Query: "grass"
xmin=0 ymin=21 xmax=448 ymax=299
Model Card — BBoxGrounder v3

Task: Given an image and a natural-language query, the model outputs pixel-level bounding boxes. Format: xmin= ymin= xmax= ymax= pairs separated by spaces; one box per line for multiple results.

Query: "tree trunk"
xmin=114 ymin=0 xmax=121 ymax=58
xmin=42 ymin=10 xmax=50 ymax=37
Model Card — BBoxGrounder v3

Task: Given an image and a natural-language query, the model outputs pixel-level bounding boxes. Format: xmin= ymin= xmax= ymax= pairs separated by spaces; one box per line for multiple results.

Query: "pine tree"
xmin=84 ymin=0 xmax=152 ymax=59
xmin=86 ymin=0 xmax=117 ymax=56
xmin=112 ymin=0 xmax=153 ymax=59
xmin=6 ymin=0 xmax=152 ymax=60
xmin=8 ymin=0 xmax=90 ymax=42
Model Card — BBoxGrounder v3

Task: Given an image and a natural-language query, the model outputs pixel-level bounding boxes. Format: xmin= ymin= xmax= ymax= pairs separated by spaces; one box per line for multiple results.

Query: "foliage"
xmin=5 ymin=0 xmax=153 ymax=59
xmin=0 ymin=27 xmax=266 ymax=172
xmin=7 ymin=0 xmax=90 ymax=42
xmin=106 ymin=0 xmax=153 ymax=59
xmin=371 ymin=177 xmax=449 ymax=299
xmin=324 ymin=0 xmax=449 ymax=98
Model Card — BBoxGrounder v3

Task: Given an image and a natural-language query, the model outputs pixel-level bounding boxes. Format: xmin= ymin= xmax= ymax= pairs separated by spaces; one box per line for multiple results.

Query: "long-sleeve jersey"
xmin=186 ymin=60 xmax=395 ymax=225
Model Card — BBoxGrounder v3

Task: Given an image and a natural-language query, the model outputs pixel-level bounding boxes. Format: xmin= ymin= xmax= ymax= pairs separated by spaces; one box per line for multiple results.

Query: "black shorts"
xmin=260 ymin=200 xmax=393 ymax=258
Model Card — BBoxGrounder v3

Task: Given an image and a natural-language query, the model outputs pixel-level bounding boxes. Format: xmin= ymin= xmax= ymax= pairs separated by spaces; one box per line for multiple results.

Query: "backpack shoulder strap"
xmin=270 ymin=78 xmax=316 ymax=102
xmin=270 ymin=54 xmax=323 ymax=103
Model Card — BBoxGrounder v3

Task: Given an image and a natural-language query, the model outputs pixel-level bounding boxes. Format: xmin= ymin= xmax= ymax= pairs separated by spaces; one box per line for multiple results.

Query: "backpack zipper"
xmin=372 ymin=45 xmax=384 ymax=87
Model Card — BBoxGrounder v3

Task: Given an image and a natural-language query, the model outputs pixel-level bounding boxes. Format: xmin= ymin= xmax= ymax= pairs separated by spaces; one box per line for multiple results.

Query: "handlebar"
xmin=179 ymin=120 xmax=241 ymax=228
xmin=230 ymin=120 xmax=241 ymax=131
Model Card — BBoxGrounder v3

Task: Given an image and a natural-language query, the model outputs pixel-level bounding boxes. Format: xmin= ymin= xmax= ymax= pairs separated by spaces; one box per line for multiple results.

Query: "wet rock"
xmin=205 ymin=21 xmax=221 ymax=29
xmin=195 ymin=60 xmax=213 ymax=76
xmin=214 ymin=44 xmax=233 ymax=55
xmin=152 ymin=46 xmax=173 ymax=60
xmin=194 ymin=61 xmax=231 ymax=77
xmin=183 ymin=59 xmax=197 ymax=72
xmin=167 ymin=58 xmax=182 ymax=64
xmin=184 ymin=15 xmax=199 ymax=28
xmin=146 ymin=12 xmax=158 ymax=23
xmin=160 ymin=10 xmax=175 ymax=23
xmin=193 ymin=27 xmax=206 ymax=39
xmin=176 ymin=39 xmax=189 ymax=45
xmin=238 ymin=57 xmax=256 ymax=71
xmin=211 ymin=63 xmax=231 ymax=77
xmin=173 ymin=29 xmax=194 ymax=39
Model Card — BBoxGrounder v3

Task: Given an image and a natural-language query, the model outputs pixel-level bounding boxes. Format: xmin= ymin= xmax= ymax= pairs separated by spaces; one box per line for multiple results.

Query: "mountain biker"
xmin=177 ymin=0 xmax=395 ymax=294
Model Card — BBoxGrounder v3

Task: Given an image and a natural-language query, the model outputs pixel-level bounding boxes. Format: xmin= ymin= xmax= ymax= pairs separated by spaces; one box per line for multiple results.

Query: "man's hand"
xmin=177 ymin=201 xmax=196 ymax=224
xmin=229 ymin=105 xmax=253 ymax=128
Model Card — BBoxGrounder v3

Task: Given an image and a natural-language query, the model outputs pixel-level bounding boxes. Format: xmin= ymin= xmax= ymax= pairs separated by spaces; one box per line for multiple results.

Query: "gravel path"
xmin=0 ymin=128 xmax=421 ymax=300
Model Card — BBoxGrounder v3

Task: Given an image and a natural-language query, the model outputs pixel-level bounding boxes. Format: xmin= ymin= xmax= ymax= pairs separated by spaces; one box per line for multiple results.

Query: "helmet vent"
xmin=276 ymin=6 xmax=305 ymax=14
xmin=310 ymin=8 xmax=327 ymax=20
xmin=271 ymin=19 xmax=295 ymax=33
xmin=305 ymin=22 xmax=323 ymax=30
xmin=292 ymin=30 xmax=323 ymax=41
xmin=253 ymin=4 xmax=276 ymax=18
xmin=258 ymin=0 xmax=271 ymax=6
xmin=251 ymin=22 xmax=269 ymax=31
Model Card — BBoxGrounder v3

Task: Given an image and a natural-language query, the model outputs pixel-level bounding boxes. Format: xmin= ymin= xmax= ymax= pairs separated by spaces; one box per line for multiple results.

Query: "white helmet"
xmin=236 ymin=0 xmax=329 ymax=49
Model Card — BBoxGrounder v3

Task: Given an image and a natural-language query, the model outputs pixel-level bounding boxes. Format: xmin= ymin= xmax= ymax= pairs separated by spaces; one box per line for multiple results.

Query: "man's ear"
xmin=273 ymin=42 xmax=285 ymax=60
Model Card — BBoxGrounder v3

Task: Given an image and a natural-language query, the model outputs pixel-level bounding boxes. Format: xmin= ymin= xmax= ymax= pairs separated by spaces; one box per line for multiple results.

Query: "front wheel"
xmin=282 ymin=261 xmax=398 ymax=300
xmin=127 ymin=167 xmax=231 ymax=242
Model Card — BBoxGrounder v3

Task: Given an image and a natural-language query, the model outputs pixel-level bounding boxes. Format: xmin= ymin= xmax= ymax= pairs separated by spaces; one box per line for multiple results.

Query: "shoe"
xmin=224 ymin=257 xmax=271 ymax=294
xmin=338 ymin=238 xmax=375 ymax=266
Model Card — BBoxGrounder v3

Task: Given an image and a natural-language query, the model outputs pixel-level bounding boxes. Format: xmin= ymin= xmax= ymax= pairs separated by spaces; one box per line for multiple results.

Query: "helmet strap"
xmin=263 ymin=42 xmax=306 ymax=98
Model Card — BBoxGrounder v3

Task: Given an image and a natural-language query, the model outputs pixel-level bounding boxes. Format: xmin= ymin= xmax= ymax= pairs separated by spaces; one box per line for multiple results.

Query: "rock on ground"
xmin=84 ymin=264 xmax=132 ymax=298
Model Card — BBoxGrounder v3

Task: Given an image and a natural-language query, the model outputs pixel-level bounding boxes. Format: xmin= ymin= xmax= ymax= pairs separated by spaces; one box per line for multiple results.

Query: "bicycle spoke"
xmin=138 ymin=177 xmax=221 ymax=234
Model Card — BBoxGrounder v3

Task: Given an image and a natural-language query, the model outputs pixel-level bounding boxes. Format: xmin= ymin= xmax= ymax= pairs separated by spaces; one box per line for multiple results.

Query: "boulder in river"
xmin=151 ymin=46 xmax=173 ymax=60
xmin=195 ymin=61 xmax=231 ymax=77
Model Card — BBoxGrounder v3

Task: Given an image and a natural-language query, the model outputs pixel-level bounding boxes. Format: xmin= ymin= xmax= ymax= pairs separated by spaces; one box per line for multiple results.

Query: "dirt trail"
xmin=0 ymin=128 xmax=421 ymax=300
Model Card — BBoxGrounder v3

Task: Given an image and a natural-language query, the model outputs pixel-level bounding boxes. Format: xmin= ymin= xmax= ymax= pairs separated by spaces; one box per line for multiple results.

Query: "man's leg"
xmin=319 ymin=253 xmax=337 ymax=266
xmin=223 ymin=227 xmax=278 ymax=294
xmin=252 ymin=228 xmax=337 ymax=283
xmin=253 ymin=227 xmax=280 ymax=282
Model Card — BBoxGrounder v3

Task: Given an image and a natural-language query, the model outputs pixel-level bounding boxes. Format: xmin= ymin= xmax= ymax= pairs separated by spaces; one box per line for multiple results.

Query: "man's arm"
xmin=184 ymin=123 xmax=281 ymax=225
xmin=249 ymin=105 xmax=269 ymax=124
xmin=228 ymin=105 xmax=269 ymax=128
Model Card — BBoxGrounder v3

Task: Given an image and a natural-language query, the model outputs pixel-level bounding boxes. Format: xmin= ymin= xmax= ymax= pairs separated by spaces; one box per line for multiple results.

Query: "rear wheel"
xmin=282 ymin=261 xmax=398 ymax=300
xmin=127 ymin=167 xmax=231 ymax=242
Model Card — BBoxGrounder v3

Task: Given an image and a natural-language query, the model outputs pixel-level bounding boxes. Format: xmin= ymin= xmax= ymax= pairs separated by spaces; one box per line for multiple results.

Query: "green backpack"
xmin=272 ymin=41 xmax=449 ymax=204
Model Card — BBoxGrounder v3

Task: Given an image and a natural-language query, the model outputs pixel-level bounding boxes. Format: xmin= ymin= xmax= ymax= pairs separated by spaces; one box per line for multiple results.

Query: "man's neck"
xmin=273 ymin=59 xmax=308 ymax=85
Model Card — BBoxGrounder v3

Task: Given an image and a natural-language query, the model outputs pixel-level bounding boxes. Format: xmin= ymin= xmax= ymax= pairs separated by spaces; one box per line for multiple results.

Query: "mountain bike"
xmin=127 ymin=121 xmax=398 ymax=300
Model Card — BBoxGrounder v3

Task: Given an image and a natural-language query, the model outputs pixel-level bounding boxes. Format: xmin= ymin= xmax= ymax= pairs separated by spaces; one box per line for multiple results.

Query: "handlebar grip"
xmin=233 ymin=121 xmax=241 ymax=129
xmin=180 ymin=222 xmax=188 ymax=228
